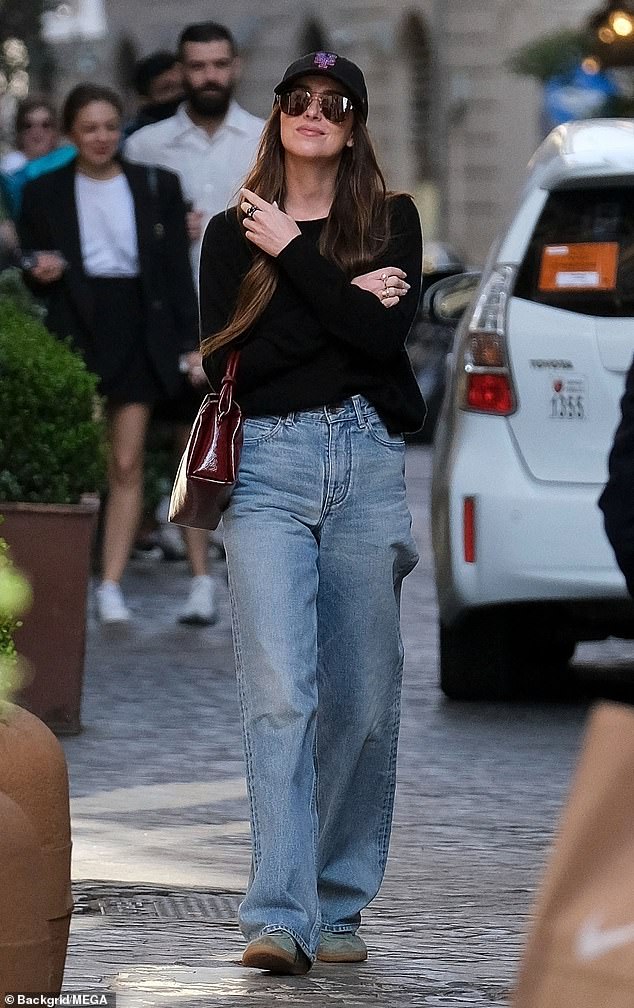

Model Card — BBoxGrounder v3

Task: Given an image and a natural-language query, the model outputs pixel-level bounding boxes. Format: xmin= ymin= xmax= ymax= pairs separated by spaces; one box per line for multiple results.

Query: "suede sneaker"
xmin=242 ymin=931 xmax=311 ymax=975
xmin=316 ymin=930 xmax=368 ymax=963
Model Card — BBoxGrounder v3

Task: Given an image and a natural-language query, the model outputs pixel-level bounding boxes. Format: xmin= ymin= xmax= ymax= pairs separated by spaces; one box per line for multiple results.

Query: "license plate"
xmin=549 ymin=374 xmax=587 ymax=420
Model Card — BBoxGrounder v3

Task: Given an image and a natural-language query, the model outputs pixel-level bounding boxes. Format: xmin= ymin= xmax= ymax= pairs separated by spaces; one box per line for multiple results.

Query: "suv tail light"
xmin=458 ymin=265 xmax=517 ymax=415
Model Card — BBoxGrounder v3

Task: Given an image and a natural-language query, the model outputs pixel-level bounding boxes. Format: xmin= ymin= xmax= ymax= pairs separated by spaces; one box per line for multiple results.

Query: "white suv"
xmin=431 ymin=119 xmax=634 ymax=700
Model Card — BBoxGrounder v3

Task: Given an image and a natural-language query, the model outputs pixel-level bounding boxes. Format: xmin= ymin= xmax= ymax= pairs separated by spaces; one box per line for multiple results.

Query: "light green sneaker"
xmin=242 ymin=931 xmax=312 ymax=975
xmin=316 ymin=930 xmax=368 ymax=963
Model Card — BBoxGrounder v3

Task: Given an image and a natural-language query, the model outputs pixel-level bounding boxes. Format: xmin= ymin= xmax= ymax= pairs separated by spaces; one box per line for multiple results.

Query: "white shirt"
xmin=75 ymin=173 xmax=139 ymax=277
xmin=124 ymin=100 xmax=264 ymax=279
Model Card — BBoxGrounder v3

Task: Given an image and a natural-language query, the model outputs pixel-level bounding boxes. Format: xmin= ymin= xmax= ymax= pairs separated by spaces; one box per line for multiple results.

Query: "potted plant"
xmin=0 ymin=268 xmax=106 ymax=733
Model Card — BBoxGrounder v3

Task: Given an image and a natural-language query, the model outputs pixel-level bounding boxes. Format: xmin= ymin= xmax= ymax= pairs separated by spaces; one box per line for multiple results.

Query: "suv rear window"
xmin=514 ymin=185 xmax=634 ymax=317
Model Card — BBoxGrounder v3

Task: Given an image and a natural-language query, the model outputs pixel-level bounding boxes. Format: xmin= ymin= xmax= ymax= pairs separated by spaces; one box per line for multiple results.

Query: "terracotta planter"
xmin=0 ymin=497 xmax=99 ymax=734
xmin=0 ymin=704 xmax=72 ymax=994
xmin=0 ymin=791 xmax=51 ymax=995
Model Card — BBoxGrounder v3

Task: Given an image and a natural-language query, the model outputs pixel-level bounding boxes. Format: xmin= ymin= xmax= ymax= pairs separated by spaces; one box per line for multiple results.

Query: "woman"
xmin=18 ymin=83 xmax=204 ymax=624
xmin=1 ymin=98 xmax=76 ymax=218
xmin=200 ymin=52 xmax=425 ymax=975
xmin=1 ymin=97 xmax=59 ymax=175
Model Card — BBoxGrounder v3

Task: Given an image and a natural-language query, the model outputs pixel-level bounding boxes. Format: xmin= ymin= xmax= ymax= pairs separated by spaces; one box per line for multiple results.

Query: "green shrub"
xmin=0 ymin=289 xmax=107 ymax=504
xmin=0 ymin=267 xmax=46 ymax=320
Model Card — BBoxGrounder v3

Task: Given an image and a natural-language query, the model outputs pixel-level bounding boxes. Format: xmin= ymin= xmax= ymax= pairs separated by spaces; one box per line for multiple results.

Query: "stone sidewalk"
xmin=57 ymin=447 xmax=606 ymax=1005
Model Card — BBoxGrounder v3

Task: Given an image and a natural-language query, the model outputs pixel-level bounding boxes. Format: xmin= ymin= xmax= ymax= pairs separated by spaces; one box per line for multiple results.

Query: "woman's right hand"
xmin=28 ymin=251 xmax=66 ymax=284
xmin=351 ymin=266 xmax=409 ymax=308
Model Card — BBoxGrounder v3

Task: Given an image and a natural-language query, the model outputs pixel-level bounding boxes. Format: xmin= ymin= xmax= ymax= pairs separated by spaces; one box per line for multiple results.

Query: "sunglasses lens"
xmin=320 ymin=95 xmax=349 ymax=123
xmin=281 ymin=89 xmax=309 ymax=117
xmin=279 ymin=89 xmax=353 ymax=123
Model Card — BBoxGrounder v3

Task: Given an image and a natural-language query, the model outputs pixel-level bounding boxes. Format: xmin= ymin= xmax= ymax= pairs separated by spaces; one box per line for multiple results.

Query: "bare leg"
xmin=102 ymin=402 xmax=151 ymax=583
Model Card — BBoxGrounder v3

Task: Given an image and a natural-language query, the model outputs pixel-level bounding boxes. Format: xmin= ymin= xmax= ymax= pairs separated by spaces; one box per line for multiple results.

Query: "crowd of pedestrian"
xmin=0 ymin=20 xmax=265 ymax=627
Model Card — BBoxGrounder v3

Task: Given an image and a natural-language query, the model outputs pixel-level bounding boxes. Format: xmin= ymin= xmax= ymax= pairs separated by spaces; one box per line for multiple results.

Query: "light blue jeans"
xmin=222 ymin=396 xmax=419 ymax=959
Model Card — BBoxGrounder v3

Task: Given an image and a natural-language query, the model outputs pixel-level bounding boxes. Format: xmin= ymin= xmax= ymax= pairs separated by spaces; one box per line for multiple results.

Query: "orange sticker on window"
xmin=538 ymin=242 xmax=619 ymax=292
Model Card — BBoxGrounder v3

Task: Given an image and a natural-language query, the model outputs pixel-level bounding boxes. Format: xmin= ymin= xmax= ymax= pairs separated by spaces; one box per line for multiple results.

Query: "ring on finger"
xmin=381 ymin=272 xmax=389 ymax=291
xmin=245 ymin=204 xmax=257 ymax=220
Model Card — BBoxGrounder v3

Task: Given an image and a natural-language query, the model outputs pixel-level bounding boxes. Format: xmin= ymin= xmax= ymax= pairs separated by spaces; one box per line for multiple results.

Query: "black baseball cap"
xmin=274 ymin=52 xmax=368 ymax=121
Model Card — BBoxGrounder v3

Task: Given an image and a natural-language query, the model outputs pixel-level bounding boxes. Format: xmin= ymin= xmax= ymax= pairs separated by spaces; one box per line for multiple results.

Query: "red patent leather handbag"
xmin=168 ymin=351 xmax=242 ymax=530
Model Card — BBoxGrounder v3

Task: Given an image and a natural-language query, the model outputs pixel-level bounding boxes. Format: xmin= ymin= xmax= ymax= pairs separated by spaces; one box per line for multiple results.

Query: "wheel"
xmin=439 ymin=608 xmax=577 ymax=701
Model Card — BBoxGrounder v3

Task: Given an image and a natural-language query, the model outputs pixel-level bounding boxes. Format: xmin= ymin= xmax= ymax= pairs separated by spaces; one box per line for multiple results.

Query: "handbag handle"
xmin=218 ymin=349 xmax=241 ymax=416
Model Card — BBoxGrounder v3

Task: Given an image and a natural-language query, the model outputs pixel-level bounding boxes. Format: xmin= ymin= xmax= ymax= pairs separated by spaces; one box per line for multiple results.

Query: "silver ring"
xmin=245 ymin=204 xmax=257 ymax=220
xmin=381 ymin=272 xmax=389 ymax=290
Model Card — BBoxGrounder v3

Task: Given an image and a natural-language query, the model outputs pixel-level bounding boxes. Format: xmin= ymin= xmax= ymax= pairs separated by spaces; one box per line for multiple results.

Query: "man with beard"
xmin=125 ymin=22 xmax=264 ymax=628
xmin=125 ymin=22 xmax=264 ymax=277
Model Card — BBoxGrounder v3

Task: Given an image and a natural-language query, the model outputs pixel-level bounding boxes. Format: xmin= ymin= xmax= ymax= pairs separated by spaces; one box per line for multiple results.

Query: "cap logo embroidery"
xmin=314 ymin=52 xmax=337 ymax=69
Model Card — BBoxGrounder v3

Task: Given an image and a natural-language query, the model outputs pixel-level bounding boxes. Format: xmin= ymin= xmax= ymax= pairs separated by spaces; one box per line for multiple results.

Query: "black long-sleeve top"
xmin=200 ymin=194 xmax=427 ymax=433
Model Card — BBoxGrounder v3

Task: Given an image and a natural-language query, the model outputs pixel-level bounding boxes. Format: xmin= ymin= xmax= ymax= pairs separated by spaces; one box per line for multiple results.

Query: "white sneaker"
xmin=178 ymin=575 xmax=217 ymax=626
xmin=96 ymin=580 xmax=130 ymax=624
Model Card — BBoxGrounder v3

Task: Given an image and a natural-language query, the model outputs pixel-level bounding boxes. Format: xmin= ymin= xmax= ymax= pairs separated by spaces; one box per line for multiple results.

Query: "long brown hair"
xmin=201 ymin=103 xmax=392 ymax=356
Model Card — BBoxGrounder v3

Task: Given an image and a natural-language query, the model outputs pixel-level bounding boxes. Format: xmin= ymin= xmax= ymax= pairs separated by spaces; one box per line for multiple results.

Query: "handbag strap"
xmin=222 ymin=349 xmax=240 ymax=385
xmin=218 ymin=349 xmax=241 ymax=415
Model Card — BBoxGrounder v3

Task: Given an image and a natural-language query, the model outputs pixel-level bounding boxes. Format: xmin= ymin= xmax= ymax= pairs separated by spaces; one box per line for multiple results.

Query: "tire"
xmin=439 ymin=607 xmax=576 ymax=701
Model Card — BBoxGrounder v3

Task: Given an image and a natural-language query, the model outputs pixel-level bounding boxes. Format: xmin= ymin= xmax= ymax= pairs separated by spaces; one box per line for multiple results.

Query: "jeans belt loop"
xmin=351 ymin=394 xmax=366 ymax=429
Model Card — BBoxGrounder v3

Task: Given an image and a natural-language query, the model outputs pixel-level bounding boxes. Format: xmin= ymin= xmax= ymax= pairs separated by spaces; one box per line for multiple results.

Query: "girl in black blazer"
xmin=19 ymin=83 xmax=206 ymax=624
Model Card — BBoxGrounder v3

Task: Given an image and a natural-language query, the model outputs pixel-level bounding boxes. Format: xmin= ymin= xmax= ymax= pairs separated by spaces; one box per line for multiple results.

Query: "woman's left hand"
xmin=240 ymin=189 xmax=301 ymax=257
xmin=351 ymin=267 xmax=410 ymax=308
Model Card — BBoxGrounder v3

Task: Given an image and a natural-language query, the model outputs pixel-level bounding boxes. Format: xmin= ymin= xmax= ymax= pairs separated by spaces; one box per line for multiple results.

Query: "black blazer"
xmin=18 ymin=158 xmax=199 ymax=398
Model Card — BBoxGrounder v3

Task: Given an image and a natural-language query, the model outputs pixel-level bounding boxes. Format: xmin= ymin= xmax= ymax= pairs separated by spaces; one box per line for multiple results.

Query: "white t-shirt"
xmin=75 ymin=172 xmax=139 ymax=277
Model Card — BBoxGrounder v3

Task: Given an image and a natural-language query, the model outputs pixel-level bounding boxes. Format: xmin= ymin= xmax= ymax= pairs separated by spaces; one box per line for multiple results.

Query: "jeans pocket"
xmin=366 ymin=416 xmax=405 ymax=449
xmin=242 ymin=416 xmax=284 ymax=444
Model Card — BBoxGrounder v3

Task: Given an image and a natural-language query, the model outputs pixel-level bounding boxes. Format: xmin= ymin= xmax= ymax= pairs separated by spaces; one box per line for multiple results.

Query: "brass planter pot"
xmin=0 ymin=703 xmax=73 ymax=994
xmin=0 ymin=790 xmax=51 ymax=995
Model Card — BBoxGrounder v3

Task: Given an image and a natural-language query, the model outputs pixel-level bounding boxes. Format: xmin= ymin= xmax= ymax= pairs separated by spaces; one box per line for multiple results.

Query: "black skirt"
xmin=87 ymin=276 xmax=163 ymax=406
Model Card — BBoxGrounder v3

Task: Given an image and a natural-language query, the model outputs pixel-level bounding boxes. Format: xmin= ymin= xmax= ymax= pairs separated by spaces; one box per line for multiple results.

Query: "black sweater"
xmin=200 ymin=194 xmax=426 ymax=433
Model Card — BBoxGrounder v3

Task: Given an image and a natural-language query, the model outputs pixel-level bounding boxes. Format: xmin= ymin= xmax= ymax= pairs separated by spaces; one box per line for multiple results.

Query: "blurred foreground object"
xmin=513 ymin=702 xmax=634 ymax=1007
xmin=0 ymin=523 xmax=72 ymax=993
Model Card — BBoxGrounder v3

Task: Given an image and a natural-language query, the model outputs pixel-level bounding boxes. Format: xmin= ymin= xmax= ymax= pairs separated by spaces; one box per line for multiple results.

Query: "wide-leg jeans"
xmin=222 ymin=396 xmax=419 ymax=959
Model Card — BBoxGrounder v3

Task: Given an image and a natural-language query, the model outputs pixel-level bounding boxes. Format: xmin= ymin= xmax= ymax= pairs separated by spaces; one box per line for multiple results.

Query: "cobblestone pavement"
xmin=59 ymin=446 xmax=634 ymax=1005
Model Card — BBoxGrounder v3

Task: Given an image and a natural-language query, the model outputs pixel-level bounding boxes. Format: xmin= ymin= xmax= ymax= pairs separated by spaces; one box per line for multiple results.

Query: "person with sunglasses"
xmin=1 ymin=98 xmax=76 ymax=218
xmin=1 ymin=98 xmax=59 ymax=176
xmin=199 ymin=52 xmax=425 ymax=976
